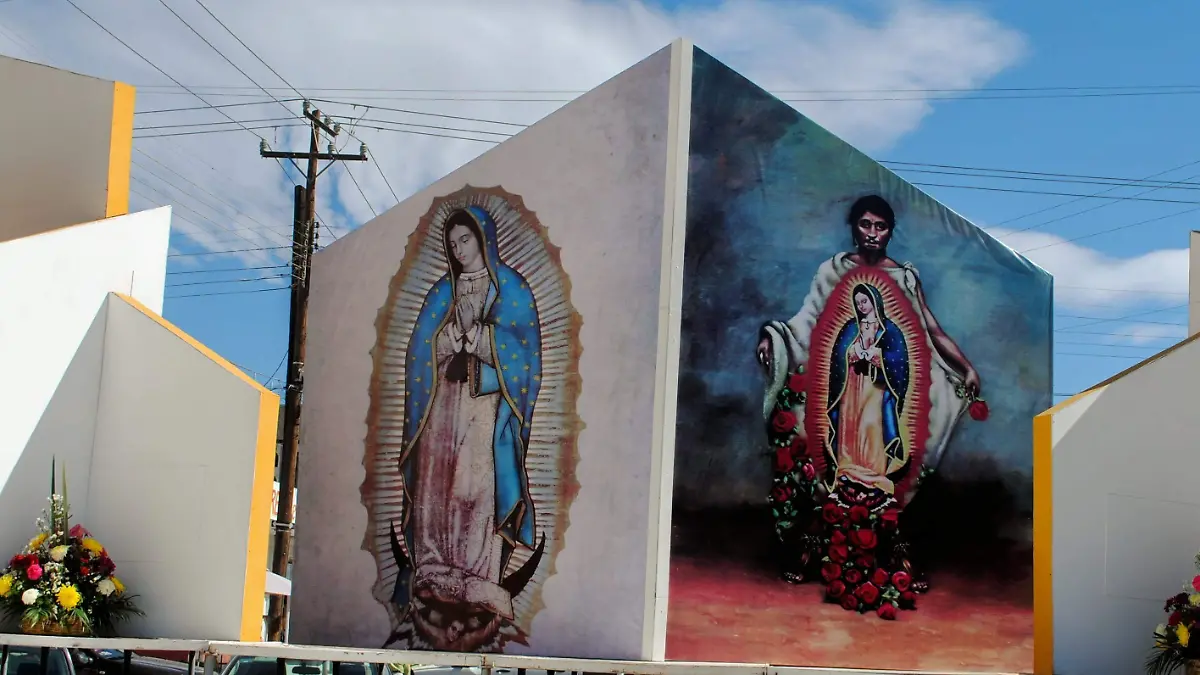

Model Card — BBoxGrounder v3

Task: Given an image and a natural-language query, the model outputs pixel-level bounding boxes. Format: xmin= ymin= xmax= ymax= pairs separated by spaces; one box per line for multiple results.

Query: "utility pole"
xmin=260 ymin=102 xmax=368 ymax=642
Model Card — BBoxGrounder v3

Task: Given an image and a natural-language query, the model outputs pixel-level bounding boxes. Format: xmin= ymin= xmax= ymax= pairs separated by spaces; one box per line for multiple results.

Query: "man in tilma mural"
xmin=755 ymin=195 xmax=990 ymax=619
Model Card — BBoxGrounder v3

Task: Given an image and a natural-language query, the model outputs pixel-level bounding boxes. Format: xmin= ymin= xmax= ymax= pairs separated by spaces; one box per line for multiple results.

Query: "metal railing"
xmin=0 ymin=634 xmax=1021 ymax=675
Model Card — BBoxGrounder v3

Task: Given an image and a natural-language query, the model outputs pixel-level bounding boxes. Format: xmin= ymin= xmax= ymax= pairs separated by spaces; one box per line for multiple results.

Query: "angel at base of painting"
xmin=386 ymin=205 xmax=547 ymax=651
xmin=754 ymin=195 xmax=989 ymax=618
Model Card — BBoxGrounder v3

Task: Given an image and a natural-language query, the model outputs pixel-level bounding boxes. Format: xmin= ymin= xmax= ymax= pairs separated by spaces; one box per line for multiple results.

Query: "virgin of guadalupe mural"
xmin=363 ymin=187 xmax=581 ymax=652
xmin=755 ymin=195 xmax=990 ymax=618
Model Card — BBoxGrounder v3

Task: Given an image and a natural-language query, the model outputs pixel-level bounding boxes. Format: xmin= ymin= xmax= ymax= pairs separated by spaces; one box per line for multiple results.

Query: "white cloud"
xmin=989 ymin=227 xmax=1188 ymax=310
xmin=0 ymin=0 xmax=1026 ymax=266
xmin=1121 ymin=322 xmax=1186 ymax=346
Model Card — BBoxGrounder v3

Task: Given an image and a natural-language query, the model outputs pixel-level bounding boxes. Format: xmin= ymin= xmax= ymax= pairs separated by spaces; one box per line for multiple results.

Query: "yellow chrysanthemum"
xmin=80 ymin=538 xmax=104 ymax=555
xmin=0 ymin=575 xmax=13 ymax=597
xmin=27 ymin=533 xmax=47 ymax=550
xmin=1179 ymin=624 xmax=1191 ymax=648
xmin=111 ymin=576 xmax=125 ymax=595
xmin=56 ymin=584 xmax=81 ymax=610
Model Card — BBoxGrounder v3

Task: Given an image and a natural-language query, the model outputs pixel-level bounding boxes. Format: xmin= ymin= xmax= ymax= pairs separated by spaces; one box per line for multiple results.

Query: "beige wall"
xmin=292 ymin=44 xmax=679 ymax=659
xmin=88 ymin=295 xmax=278 ymax=640
xmin=0 ymin=55 xmax=134 ymax=243
xmin=1046 ymin=340 xmax=1200 ymax=675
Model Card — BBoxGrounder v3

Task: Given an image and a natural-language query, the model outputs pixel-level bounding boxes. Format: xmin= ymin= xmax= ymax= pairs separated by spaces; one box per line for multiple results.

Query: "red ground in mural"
xmin=666 ymin=509 xmax=1033 ymax=673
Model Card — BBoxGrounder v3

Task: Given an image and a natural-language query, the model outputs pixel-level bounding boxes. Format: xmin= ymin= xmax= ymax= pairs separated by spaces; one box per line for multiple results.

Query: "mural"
xmin=363 ymin=186 xmax=582 ymax=653
xmin=667 ymin=48 xmax=1052 ymax=672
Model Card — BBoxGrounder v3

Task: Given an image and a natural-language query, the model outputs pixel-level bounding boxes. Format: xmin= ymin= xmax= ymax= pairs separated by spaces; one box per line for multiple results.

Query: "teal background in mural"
xmin=672 ymin=47 xmax=1053 ymax=517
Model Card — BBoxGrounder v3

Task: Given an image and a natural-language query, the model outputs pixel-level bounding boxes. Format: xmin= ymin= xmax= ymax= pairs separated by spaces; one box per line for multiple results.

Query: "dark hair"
xmin=846 ymin=195 xmax=896 ymax=230
xmin=442 ymin=209 xmax=484 ymax=277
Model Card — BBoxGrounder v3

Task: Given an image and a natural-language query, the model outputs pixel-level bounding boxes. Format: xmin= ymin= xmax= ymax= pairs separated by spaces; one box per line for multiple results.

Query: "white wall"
xmin=0 ymin=207 xmax=170 ymax=557
xmin=0 ymin=55 xmax=126 ymax=243
xmin=87 ymin=294 xmax=277 ymax=640
xmin=292 ymin=44 xmax=677 ymax=659
xmin=1051 ymin=340 xmax=1200 ymax=675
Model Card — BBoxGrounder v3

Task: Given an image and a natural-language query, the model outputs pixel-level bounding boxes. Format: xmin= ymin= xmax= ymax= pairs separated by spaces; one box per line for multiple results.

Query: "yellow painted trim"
xmin=1033 ymin=412 xmax=1053 ymax=675
xmin=240 ymin=390 xmax=279 ymax=641
xmin=113 ymin=293 xmax=272 ymax=396
xmin=105 ymin=82 xmax=135 ymax=218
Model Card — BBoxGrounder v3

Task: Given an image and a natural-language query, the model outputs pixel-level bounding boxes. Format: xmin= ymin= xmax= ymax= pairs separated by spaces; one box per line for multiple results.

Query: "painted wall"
xmin=1040 ymin=340 xmax=1200 ymax=675
xmin=0 ymin=207 xmax=170 ymax=556
xmin=665 ymin=48 xmax=1052 ymax=673
xmin=292 ymin=43 xmax=679 ymax=660
xmin=89 ymin=294 xmax=278 ymax=641
xmin=0 ymin=55 xmax=134 ymax=242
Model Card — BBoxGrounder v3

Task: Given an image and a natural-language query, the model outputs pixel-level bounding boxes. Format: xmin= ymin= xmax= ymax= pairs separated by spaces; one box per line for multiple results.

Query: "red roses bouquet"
xmin=1147 ymin=551 xmax=1200 ymax=675
xmin=766 ymin=367 xmax=924 ymax=620
xmin=819 ymin=501 xmax=917 ymax=619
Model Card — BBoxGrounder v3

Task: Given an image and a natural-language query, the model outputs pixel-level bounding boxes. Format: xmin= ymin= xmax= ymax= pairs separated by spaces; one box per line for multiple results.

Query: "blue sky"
xmin=2 ymin=0 xmax=1193 ymax=403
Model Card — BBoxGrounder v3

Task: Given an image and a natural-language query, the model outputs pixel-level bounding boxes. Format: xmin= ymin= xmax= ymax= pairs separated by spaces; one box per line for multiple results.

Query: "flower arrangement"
xmin=0 ymin=462 xmax=142 ymax=636
xmin=1147 ymin=551 xmax=1200 ymax=675
xmin=766 ymin=365 xmax=985 ymax=619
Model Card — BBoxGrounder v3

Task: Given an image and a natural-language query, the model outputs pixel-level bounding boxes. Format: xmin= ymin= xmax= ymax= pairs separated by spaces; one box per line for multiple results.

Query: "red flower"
xmin=854 ymin=555 xmax=875 ymax=570
xmin=771 ymin=485 xmax=794 ymax=504
xmin=826 ymin=580 xmax=847 ymax=600
xmin=891 ymin=571 xmax=912 ymax=592
xmin=850 ymin=528 xmax=878 ymax=551
xmin=968 ymin=399 xmax=989 ymax=422
xmin=80 ymin=565 xmax=91 ymax=576
xmin=26 ymin=563 xmax=42 ymax=581
xmin=1170 ymin=593 xmax=1190 ymax=611
xmin=871 ymin=568 xmax=890 ymax=587
xmin=849 ymin=505 xmax=870 ymax=524
xmin=856 ymin=582 xmax=881 ymax=606
xmin=829 ymin=544 xmax=850 ymax=564
xmin=1170 ymin=611 xmax=1184 ymax=627
xmin=822 ymin=502 xmax=845 ymax=524
xmin=879 ymin=509 xmax=900 ymax=530
xmin=840 ymin=594 xmax=859 ymax=611
xmin=1192 ymin=576 xmax=1200 ymax=593
xmin=774 ymin=447 xmax=795 ymax=473
xmin=787 ymin=372 xmax=807 ymax=394
xmin=800 ymin=462 xmax=817 ymax=481
xmin=821 ymin=563 xmax=843 ymax=583
xmin=899 ymin=591 xmax=918 ymax=609
xmin=844 ymin=568 xmax=863 ymax=585
xmin=772 ymin=410 xmax=798 ymax=434
xmin=877 ymin=603 xmax=898 ymax=620
xmin=830 ymin=529 xmax=847 ymax=546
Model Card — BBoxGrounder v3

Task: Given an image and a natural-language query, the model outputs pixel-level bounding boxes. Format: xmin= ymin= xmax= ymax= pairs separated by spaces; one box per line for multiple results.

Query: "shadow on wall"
xmin=672 ymin=450 xmax=1033 ymax=584
xmin=0 ymin=298 xmax=106 ymax=588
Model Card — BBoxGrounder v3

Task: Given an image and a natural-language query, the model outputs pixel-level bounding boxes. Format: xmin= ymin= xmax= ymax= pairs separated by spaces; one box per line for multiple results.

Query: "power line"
xmin=188 ymin=0 xmax=306 ymax=100
xmin=343 ymin=163 xmax=377 ymax=217
xmin=130 ymin=85 xmax=1200 ymax=102
xmin=169 ymin=245 xmax=288 ymax=258
xmin=165 ymin=285 xmax=289 ymax=299
xmin=151 ymin=0 xmax=300 ymax=122
xmin=166 ymin=273 xmax=289 ymax=288
xmin=136 ymin=98 xmax=303 ymax=115
xmin=62 ymin=0 xmax=271 ymax=142
xmin=912 ymin=182 xmax=1200 ymax=205
xmin=168 ymin=263 xmax=288 ymax=275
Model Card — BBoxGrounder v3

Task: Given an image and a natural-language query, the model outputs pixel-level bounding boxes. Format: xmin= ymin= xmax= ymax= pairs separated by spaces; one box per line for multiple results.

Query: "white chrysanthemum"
xmin=49 ymin=546 xmax=69 ymax=562
xmin=21 ymin=589 xmax=38 ymax=605
xmin=97 ymin=579 xmax=116 ymax=597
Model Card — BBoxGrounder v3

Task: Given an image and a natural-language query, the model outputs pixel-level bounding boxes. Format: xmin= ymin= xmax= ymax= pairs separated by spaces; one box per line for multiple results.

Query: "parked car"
xmin=1 ymin=647 xmax=190 ymax=675
xmin=220 ymin=658 xmax=383 ymax=675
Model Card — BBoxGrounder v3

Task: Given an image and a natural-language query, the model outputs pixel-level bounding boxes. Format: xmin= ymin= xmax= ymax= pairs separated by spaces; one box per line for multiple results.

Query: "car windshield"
xmin=226 ymin=659 xmax=379 ymax=675
xmin=2 ymin=648 xmax=70 ymax=675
